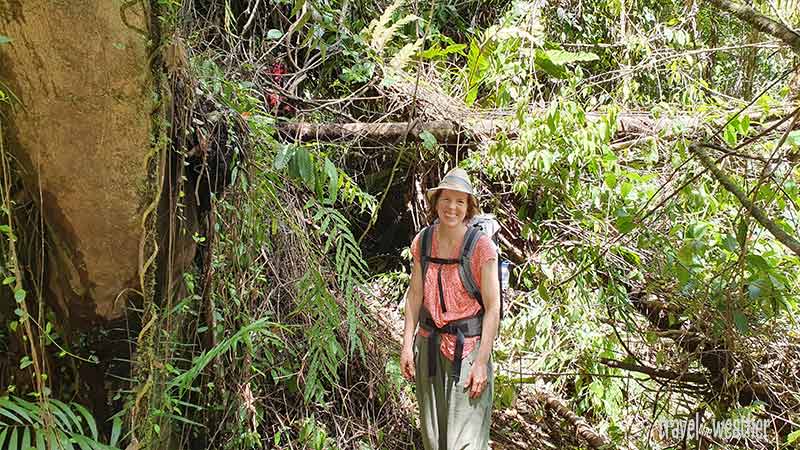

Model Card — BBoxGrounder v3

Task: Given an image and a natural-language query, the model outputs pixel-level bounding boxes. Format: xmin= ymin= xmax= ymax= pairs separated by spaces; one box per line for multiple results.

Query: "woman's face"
xmin=436 ymin=189 xmax=469 ymax=227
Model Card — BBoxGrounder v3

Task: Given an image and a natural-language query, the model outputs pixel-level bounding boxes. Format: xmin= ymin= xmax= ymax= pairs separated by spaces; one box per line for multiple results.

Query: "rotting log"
xmin=276 ymin=112 xmax=704 ymax=144
xmin=0 ymin=2 xmax=153 ymax=325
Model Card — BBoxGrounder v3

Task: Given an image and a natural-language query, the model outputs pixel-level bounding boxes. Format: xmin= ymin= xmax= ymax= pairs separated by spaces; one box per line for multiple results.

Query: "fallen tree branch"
xmin=705 ymin=0 xmax=800 ymax=55
xmin=277 ymin=112 xmax=705 ymax=144
xmin=688 ymin=143 xmax=800 ymax=257
xmin=531 ymin=389 xmax=612 ymax=449
xmin=278 ymin=120 xmax=459 ymax=143
xmin=600 ymin=357 xmax=708 ymax=384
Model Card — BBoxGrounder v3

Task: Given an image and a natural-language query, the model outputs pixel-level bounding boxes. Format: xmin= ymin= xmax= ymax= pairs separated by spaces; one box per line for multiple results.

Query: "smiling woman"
xmin=400 ymin=168 xmax=500 ymax=450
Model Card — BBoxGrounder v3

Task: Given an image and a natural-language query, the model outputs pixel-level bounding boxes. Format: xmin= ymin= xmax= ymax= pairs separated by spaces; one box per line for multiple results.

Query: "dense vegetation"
xmin=1 ymin=0 xmax=800 ymax=448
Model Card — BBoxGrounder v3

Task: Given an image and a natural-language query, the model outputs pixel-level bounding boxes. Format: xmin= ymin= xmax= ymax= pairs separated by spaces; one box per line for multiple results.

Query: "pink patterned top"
xmin=411 ymin=225 xmax=498 ymax=361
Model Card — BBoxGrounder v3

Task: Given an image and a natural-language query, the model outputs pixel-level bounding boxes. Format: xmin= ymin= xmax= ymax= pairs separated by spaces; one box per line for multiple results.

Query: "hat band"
xmin=439 ymin=175 xmax=473 ymax=192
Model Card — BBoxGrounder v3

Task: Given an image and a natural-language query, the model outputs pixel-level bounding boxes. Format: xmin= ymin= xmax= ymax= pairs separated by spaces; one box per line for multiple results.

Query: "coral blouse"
xmin=411 ymin=224 xmax=498 ymax=361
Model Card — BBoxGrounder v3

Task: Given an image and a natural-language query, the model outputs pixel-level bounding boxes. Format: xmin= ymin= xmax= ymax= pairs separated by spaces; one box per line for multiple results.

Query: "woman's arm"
xmin=465 ymin=255 xmax=500 ymax=398
xmin=400 ymin=255 xmax=424 ymax=380
xmin=475 ymin=258 xmax=500 ymax=365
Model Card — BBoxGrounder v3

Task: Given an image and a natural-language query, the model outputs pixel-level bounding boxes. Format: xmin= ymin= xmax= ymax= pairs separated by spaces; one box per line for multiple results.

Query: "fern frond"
xmin=0 ymin=396 xmax=121 ymax=450
xmin=388 ymin=38 xmax=424 ymax=71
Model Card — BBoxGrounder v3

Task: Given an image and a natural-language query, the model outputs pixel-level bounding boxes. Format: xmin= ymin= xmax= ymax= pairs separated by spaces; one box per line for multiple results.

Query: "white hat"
xmin=426 ymin=168 xmax=475 ymax=203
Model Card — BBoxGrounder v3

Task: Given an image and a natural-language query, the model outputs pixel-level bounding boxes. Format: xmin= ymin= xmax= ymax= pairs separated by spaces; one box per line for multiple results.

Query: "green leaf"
xmin=788 ymin=429 xmax=800 ymax=444
xmin=109 ymin=415 xmax=122 ymax=446
xmin=0 ymin=397 xmax=31 ymax=423
xmin=534 ymin=49 xmax=598 ymax=79
xmin=7 ymin=428 xmax=16 ymax=450
xmin=273 ymin=145 xmax=295 ymax=171
xmin=733 ymin=311 xmax=749 ymax=334
xmin=293 ymin=147 xmax=315 ymax=188
xmin=49 ymin=399 xmax=81 ymax=432
xmin=724 ymin=123 xmax=737 ymax=146
xmin=537 ymin=282 xmax=550 ymax=301
xmin=616 ymin=216 xmax=634 ymax=233
xmin=72 ymin=434 xmax=94 ymax=450
xmin=323 ymin=159 xmax=339 ymax=205
xmin=0 ymin=35 xmax=11 ymax=45
xmin=0 ymin=224 xmax=11 ymax=233
xmin=21 ymin=427 xmax=30 ymax=450
xmin=604 ymin=172 xmax=617 ymax=189
xmin=746 ymin=254 xmax=771 ymax=272
xmin=14 ymin=288 xmax=26 ymax=303
xmin=739 ymin=114 xmax=750 ymax=136
xmin=267 ymin=29 xmax=283 ymax=40
xmin=465 ymin=85 xmax=478 ymax=106
xmin=2 ymin=276 xmax=14 ymax=285
xmin=620 ymin=182 xmax=633 ymax=199
xmin=35 ymin=428 xmax=45 ymax=450
xmin=419 ymin=130 xmax=437 ymax=150
xmin=71 ymin=404 xmax=98 ymax=439
xmin=19 ymin=356 xmax=32 ymax=369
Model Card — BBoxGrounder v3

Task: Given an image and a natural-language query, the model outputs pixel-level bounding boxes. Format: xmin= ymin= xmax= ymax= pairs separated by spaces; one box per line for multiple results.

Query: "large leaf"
xmin=292 ymin=147 xmax=315 ymax=188
xmin=534 ymin=49 xmax=599 ymax=79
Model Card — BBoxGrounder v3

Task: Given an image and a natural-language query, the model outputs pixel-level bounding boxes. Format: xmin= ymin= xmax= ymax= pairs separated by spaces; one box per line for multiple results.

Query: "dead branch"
xmin=531 ymin=388 xmax=612 ymax=449
xmin=600 ymin=358 xmax=708 ymax=384
xmin=705 ymin=0 xmax=800 ymax=54
xmin=688 ymin=143 xmax=800 ymax=257
xmin=278 ymin=120 xmax=459 ymax=143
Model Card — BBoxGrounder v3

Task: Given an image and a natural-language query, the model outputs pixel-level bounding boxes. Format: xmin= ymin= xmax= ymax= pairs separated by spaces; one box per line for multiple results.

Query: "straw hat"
xmin=426 ymin=168 xmax=476 ymax=203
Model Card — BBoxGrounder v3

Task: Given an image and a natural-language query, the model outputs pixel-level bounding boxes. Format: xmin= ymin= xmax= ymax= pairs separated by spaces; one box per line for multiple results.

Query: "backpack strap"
xmin=420 ymin=225 xmax=434 ymax=294
xmin=458 ymin=226 xmax=484 ymax=310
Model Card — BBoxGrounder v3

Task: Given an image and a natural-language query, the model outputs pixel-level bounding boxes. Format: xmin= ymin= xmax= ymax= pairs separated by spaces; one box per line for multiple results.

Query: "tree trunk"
xmin=0 ymin=1 xmax=154 ymax=326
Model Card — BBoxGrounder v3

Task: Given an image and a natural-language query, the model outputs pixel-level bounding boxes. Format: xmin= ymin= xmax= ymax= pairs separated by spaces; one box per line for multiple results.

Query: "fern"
xmin=0 ymin=396 xmax=122 ymax=450
xmin=311 ymin=203 xmax=368 ymax=357
xmin=364 ymin=0 xmax=419 ymax=53
xmin=291 ymin=202 xmax=371 ymax=402
xmin=388 ymin=38 xmax=424 ymax=71
xmin=295 ymin=269 xmax=346 ymax=403
xmin=168 ymin=317 xmax=286 ymax=394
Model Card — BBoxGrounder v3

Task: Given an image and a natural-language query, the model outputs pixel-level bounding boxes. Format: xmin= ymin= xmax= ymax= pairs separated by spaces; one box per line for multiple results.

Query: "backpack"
xmin=419 ymin=214 xmax=510 ymax=320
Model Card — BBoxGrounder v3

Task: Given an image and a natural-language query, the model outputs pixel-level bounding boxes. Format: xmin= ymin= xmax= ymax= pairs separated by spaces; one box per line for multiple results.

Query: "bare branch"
xmin=705 ymin=0 xmax=800 ymax=54
xmin=688 ymin=143 xmax=800 ymax=257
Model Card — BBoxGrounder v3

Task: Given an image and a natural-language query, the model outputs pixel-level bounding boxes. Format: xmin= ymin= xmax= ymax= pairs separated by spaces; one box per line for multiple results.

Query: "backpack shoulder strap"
xmin=458 ymin=226 xmax=484 ymax=310
xmin=419 ymin=225 xmax=434 ymax=292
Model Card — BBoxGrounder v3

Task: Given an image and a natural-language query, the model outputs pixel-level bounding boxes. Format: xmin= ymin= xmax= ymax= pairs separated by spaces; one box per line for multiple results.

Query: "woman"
xmin=400 ymin=168 xmax=500 ymax=450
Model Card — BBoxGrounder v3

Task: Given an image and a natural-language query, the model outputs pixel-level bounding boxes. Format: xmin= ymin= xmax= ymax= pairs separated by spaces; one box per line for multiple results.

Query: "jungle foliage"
xmin=1 ymin=0 xmax=800 ymax=449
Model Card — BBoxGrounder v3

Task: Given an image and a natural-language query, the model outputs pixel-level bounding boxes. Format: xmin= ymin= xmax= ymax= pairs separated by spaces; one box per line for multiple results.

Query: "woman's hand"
xmin=464 ymin=361 xmax=489 ymax=399
xmin=400 ymin=343 xmax=416 ymax=381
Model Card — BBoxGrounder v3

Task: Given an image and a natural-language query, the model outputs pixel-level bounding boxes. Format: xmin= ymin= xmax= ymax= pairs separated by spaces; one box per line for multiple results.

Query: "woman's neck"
xmin=437 ymin=221 xmax=467 ymax=245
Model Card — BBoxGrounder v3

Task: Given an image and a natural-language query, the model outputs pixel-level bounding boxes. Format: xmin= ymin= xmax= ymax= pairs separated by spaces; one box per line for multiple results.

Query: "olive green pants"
xmin=414 ymin=334 xmax=493 ymax=450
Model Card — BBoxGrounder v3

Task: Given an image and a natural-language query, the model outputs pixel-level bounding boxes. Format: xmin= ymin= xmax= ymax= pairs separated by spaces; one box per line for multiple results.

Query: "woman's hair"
xmin=426 ymin=190 xmax=480 ymax=224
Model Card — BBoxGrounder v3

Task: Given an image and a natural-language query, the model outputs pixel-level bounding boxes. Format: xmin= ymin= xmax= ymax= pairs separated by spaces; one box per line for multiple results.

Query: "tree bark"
xmin=705 ymin=0 xmax=800 ymax=54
